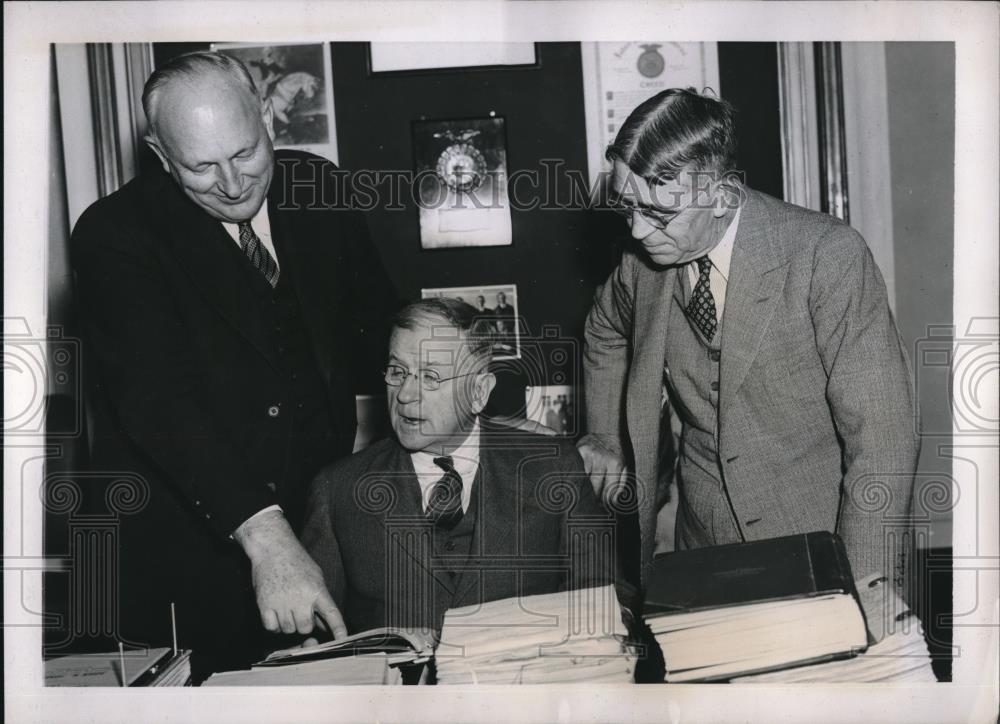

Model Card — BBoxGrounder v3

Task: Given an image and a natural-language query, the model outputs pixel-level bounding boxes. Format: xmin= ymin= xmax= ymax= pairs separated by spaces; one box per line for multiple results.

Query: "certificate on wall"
xmin=581 ymin=42 xmax=720 ymax=188
xmin=412 ymin=116 xmax=513 ymax=249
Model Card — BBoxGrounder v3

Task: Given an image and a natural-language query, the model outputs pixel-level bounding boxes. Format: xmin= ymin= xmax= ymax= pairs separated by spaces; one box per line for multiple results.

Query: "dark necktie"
xmin=426 ymin=456 xmax=464 ymax=530
xmin=238 ymin=221 xmax=280 ymax=288
xmin=686 ymin=256 xmax=718 ymax=341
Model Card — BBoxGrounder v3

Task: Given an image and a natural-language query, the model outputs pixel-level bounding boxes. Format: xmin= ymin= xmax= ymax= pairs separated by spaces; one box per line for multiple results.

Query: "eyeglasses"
xmin=383 ymin=364 xmax=478 ymax=392
xmin=609 ymin=193 xmax=698 ymax=230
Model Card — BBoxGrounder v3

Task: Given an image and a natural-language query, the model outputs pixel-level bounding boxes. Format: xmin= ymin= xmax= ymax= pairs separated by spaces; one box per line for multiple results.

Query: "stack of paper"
xmin=732 ymin=574 xmax=937 ymax=683
xmin=202 ymin=653 xmax=395 ymax=686
xmin=644 ymin=532 xmax=870 ymax=682
xmin=435 ymin=585 xmax=635 ymax=685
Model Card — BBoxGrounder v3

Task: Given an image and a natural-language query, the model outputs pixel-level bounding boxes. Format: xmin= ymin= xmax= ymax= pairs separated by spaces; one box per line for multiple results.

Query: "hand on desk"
xmin=234 ymin=509 xmax=348 ymax=640
xmin=577 ymin=433 xmax=629 ymax=506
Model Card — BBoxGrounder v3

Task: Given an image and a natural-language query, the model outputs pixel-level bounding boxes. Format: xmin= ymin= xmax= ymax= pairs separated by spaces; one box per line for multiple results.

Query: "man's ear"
xmin=714 ymin=180 xmax=742 ymax=217
xmin=144 ymin=134 xmax=171 ymax=174
xmin=261 ymin=98 xmax=276 ymax=143
xmin=470 ymin=372 xmax=497 ymax=415
xmin=712 ymin=181 xmax=731 ymax=218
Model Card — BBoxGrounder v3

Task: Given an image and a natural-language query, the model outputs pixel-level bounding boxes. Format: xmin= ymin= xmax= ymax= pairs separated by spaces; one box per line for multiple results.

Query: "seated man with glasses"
xmin=302 ymin=298 xmax=616 ymax=636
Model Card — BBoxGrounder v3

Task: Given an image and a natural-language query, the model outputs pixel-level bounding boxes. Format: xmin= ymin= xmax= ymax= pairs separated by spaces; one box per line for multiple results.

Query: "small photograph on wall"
xmin=421 ymin=284 xmax=519 ymax=360
xmin=412 ymin=116 xmax=512 ymax=249
xmin=212 ymin=42 xmax=338 ymax=162
xmin=524 ymin=385 xmax=577 ymax=436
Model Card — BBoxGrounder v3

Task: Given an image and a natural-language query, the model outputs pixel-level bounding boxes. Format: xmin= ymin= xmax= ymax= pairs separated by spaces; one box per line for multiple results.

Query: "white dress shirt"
xmin=410 ymin=420 xmax=481 ymax=514
xmin=221 ymin=202 xmax=281 ymax=273
xmin=684 ymin=206 xmax=742 ymax=321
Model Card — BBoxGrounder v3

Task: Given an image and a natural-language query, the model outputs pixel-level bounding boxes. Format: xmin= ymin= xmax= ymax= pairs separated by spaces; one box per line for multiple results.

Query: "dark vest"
xmin=664 ymin=271 xmax=741 ymax=549
xmin=230 ymin=233 xmax=337 ymax=528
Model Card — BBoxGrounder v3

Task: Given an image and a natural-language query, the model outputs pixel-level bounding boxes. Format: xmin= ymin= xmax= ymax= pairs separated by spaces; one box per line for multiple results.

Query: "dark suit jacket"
xmin=70 ymin=151 xmax=396 ymax=666
xmin=301 ymin=424 xmax=617 ymax=635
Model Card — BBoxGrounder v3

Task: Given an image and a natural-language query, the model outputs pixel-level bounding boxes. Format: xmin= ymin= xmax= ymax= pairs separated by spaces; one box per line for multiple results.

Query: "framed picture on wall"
xmin=421 ymin=284 xmax=520 ymax=360
xmin=412 ymin=116 xmax=512 ymax=249
xmin=367 ymin=42 xmax=538 ymax=75
xmin=524 ymin=384 xmax=577 ymax=436
xmin=211 ymin=42 xmax=338 ymax=163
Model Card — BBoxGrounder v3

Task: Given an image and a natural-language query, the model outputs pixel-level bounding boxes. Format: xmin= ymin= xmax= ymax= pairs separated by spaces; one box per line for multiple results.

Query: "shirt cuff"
xmin=231 ymin=504 xmax=283 ymax=539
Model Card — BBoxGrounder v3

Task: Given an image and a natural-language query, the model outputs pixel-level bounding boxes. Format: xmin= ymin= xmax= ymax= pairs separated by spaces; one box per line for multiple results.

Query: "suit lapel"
xmin=719 ymin=191 xmax=791 ymax=413
xmin=450 ymin=442 xmax=519 ymax=607
xmin=268 ymin=159 xmax=339 ymax=388
xmin=627 ymin=263 xmax=679 ymax=533
xmin=143 ymin=169 xmax=277 ymax=369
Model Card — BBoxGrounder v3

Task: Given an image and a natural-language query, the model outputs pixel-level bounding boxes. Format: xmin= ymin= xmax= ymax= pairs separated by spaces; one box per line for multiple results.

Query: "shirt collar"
xmin=706 ymin=205 xmax=741 ymax=282
xmin=223 ymin=200 xmax=271 ymax=237
xmin=410 ymin=418 xmax=481 ymax=480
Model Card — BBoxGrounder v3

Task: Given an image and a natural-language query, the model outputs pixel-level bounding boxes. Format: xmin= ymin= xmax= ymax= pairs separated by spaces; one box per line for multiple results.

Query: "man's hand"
xmin=234 ymin=509 xmax=348 ymax=639
xmin=576 ymin=433 xmax=628 ymax=505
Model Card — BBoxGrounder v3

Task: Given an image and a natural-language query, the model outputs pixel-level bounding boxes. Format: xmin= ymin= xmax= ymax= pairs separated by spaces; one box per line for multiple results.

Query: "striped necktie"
xmin=426 ymin=456 xmax=464 ymax=530
xmin=238 ymin=221 xmax=279 ymax=288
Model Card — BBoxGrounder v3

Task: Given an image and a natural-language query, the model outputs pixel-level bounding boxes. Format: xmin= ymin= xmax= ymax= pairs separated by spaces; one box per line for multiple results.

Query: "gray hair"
xmin=142 ymin=50 xmax=260 ymax=139
xmin=393 ymin=298 xmax=495 ymax=365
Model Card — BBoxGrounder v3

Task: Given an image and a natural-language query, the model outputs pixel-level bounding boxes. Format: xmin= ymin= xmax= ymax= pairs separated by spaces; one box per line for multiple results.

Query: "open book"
xmin=202 ymin=628 xmax=434 ymax=686
xmin=260 ymin=627 xmax=434 ymax=666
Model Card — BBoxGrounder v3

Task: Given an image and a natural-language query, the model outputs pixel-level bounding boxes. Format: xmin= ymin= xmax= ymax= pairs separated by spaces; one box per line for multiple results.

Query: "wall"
xmin=885 ymin=42 xmax=956 ymax=547
xmin=151 ymin=41 xmax=783 ymax=418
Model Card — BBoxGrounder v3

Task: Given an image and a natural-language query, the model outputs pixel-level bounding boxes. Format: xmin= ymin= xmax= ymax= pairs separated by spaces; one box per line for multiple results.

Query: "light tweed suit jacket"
xmin=583 ymin=188 xmax=920 ymax=582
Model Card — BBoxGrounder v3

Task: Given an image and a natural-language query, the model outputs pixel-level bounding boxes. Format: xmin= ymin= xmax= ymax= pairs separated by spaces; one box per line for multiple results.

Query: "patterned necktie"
xmin=686 ymin=256 xmax=718 ymax=341
xmin=238 ymin=221 xmax=280 ymax=288
xmin=426 ymin=456 xmax=464 ymax=530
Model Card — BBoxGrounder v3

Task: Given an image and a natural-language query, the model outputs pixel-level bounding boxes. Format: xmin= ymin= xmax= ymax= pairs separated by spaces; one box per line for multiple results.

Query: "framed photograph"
xmin=421 ymin=284 xmax=519 ymax=360
xmin=211 ymin=42 xmax=338 ymax=162
xmin=368 ymin=42 xmax=538 ymax=75
xmin=524 ymin=384 xmax=577 ymax=436
xmin=412 ymin=116 xmax=512 ymax=249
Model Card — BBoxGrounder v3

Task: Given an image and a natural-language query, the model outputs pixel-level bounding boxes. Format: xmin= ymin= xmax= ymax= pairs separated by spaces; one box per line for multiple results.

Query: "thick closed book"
xmin=644 ymin=531 xmax=868 ymax=682
xmin=645 ymin=531 xmax=861 ymax=615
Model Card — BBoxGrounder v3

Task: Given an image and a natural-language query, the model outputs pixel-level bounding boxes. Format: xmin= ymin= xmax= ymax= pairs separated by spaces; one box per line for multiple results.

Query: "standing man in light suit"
xmin=578 ymin=88 xmax=919 ymax=586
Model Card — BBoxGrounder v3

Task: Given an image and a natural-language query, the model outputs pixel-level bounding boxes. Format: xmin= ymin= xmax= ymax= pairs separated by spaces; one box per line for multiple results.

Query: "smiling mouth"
xmin=398 ymin=414 xmax=423 ymax=425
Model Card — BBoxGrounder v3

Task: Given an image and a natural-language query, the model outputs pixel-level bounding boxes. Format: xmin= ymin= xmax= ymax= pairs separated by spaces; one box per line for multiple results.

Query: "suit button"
xmin=267 ymin=405 xmax=281 ymax=418
xmin=710 ymin=381 xmax=719 ymax=391
xmin=709 ymin=349 xmax=721 ymax=362
xmin=445 ymin=541 xmax=456 ymax=552
xmin=266 ymin=482 xmax=277 ymax=493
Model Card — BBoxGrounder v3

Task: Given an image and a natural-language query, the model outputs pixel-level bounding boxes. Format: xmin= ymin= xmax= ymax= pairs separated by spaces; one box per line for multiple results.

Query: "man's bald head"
xmin=143 ymin=51 xmax=260 ymax=142
xmin=141 ymin=51 xmax=276 ymax=223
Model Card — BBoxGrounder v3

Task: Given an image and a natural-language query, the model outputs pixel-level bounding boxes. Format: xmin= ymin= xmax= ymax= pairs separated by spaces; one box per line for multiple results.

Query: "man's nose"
xmin=216 ymin=162 xmax=243 ymax=198
xmin=630 ymin=211 xmax=657 ymax=239
xmin=395 ymin=373 xmax=421 ymax=403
